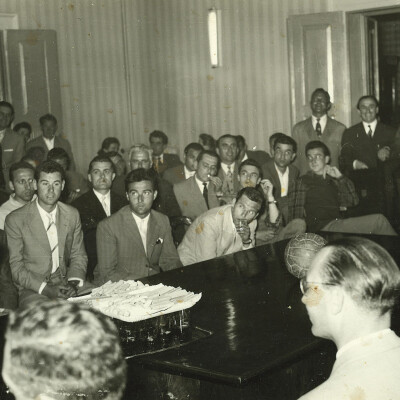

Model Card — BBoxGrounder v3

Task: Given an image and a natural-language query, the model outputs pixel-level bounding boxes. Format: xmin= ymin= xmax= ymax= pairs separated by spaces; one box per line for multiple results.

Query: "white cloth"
xmin=0 ymin=194 xmax=37 ymax=230
xmin=93 ymin=189 xmax=111 ymax=217
xmin=195 ymin=175 xmax=208 ymax=194
xmin=362 ymin=120 xmax=378 ymax=137
xmin=220 ymin=162 xmax=234 ymax=175
xmin=132 ymin=212 xmax=150 ymax=254
xmin=184 ymin=165 xmax=196 ymax=180
xmin=43 ymin=136 xmax=55 ymax=150
xmin=274 ymin=164 xmax=289 ymax=197
xmin=299 ymin=329 xmax=400 ymax=400
xmin=312 ymin=114 xmax=327 ymax=133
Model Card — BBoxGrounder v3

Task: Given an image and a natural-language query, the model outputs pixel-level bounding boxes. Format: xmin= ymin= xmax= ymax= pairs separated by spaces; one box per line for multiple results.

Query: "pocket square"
xmin=3 ymin=149 xmax=13 ymax=152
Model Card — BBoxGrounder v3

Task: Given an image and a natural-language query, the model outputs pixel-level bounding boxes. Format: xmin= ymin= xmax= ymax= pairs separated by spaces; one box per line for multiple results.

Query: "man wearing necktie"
xmin=340 ymin=95 xmax=396 ymax=216
xmin=5 ymin=160 xmax=87 ymax=308
xmin=292 ymin=88 xmax=346 ymax=175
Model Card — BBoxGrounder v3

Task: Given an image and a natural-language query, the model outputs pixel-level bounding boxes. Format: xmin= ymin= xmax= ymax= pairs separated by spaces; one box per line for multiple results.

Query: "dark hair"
xmin=125 ymin=168 xmax=158 ymax=193
xmin=88 ymin=155 xmax=116 ymax=174
xmin=197 ymin=150 xmax=220 ymax=170
xmin=47 ymin=147 xmax=71 ymax=169
xmin=274 ymin=134 xmax=297 ymax=153
xmin=4 ymin=300 xmax=126 ymax=400
xmin=101 ymin=137 xmax=120 ymax=151
xmin=320 ymin=237 xmax=400 ymax=315
xmin=236 ymin=135 xmax=246 ymax=149
xmin=184 ymin=142 xmax=203 ymax=155
xmin=149 ymin=130 xmax=168 ymax=145
xmin=238 ymin=159 xmax=262 ymax=178
xmin=9 ymin=161 xmax=35 ymax=182
xmin=357 ymin=95 xmax=379 ymax=110
xmin=35 ymin=160 xmax=65 ymax=182
xmin=13 ymin=122 xmax=32 ymax=134
xmin=199 ymin=133 xmax=216 ymax=150
xmin=39 ymin=113 xmax=57 ymax=125
xmin=269 ymin=132 xmax=286 ymax=146
xmin=236 ymin=186 xmax=264 ymax=208
xmin=217 ymin=134 xmax=238 ymax=148
xmin=23 ymin=146 xmax=46 ymax=166
xmin=0 ymin=101 xmax=14 ymax=116
xmin=310 ymin=88 xmax=331 ymax=104
xmin=305 ymin=140 xmax=330 ymax=157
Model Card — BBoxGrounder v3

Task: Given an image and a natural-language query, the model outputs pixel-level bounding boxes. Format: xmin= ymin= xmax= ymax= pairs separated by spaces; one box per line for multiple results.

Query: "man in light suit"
xmin=164 ymin=142 xmax=203 ymax=185
xmin=178 ymin=187 xmax=263 ymax=266
xmin=96 ymin=168 xmax=181 ymax=284
xmin=26 ymin=113 xmax=76 ymax=170
xmin=5 ymin=160 xmax=87 ymax=309
xmin=261 ymin=134 xmax=299 ymax=225
xmin=149 ymin=130 xmax=182 ymax=176
xmin=292 ymin=88 xmax=346 ymax=174
xmin=174 ymin=150 xmax=221 ymax=220
xmin=299 ymin=237 xmax=400 ymax=400
xmin=72 ymin=155 xmax=127 ymax=281
xmin=0 ymin=101 xmax=25 ymax=190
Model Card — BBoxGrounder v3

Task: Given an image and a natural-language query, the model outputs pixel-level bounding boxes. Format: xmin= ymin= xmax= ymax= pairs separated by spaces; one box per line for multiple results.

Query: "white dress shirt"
xmin=195 ymin=175 xmax=208 ymax=194
xmin=93 ymin=189 xmax=111 ymax=216
xmin=220 ymin=162 xmax=235 ymax=175
xmin=184 ymin=166 xmax=196 ymax=180
xmin=132 ymin=212 xmax=150 ymax=254
xmin=362 ymin=119 xmax=378 ymax=137
xmin=312 ymin=114 xmax=327 ymax=133
xmin=43 ymin=136 xmax=55 ymax=150
xmin=274 ymin=164 xmax=289 ymax=197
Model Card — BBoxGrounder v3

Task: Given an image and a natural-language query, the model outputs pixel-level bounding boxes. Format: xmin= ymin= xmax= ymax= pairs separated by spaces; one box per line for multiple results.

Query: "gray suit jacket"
xmin=96 ymin=206 xmax=181 ymax=284
xmin=173 ymin=175 xmax=220 ymax=220
xmin=292 ymin=116 xmax=346 ymax=174
xmin=163 ymin=164 xmax=185 ymax=185
xmin=5 ymin=201 xmax=87 ymax=294
xmin=26 ymin=135 xmax=76 ymax=170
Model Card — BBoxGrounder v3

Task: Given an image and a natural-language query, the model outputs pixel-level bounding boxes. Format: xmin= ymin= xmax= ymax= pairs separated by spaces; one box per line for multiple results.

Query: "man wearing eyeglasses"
xmin=95 ymin=168 xmax=181 ymax=284
xmin=289 ymin=140 xmax=396 ymax=235
xmin=178 ymin=187 xmax=263 ymax=266
xmin=298 ymin=237 xmax=400 ymax=399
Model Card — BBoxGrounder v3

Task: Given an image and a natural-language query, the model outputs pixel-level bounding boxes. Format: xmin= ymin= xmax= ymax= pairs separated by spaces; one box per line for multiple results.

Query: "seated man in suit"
xmin=5 ymin=160 xmax=87 ymax=309
xmin=178 ymin=187 xmax=263 ymax=266
xmin=164 ymin=142 xmax=203 ymax=185
xmin=96 ymin=168 xmax=181 ymax=283
xmin=0 ymin=229 xmax=18 ymax=309
xmin=236 ymin=135 xmax=270 ymax=166
xmin=47 ymin=147 xmax=89 ymax=203
xmin=299 ymin=237 xmax=400 ymax=399
xmin=0 ymin=161 xmax=36 ymax=230
xmin=0 ymin=101 xmax=25 ymax=190
xmin=238 ymin=159 xmax=305 ymax=245
xmin=292 ymin=88 xmax=346 ymax=174
xmin=72 ymin=155 xmax=127 ymax=281
xmin=217 ymin=134 xmax=241 ymax=202
xmin=174 ymin=150 xmax=221 ymax=220
xmin=261 ymin=134 xmax=299 ymax=225
xmin=2 ymin=300 xmax=126 ymax=400
xmin=26 ymin=113 xmax=76 ymax=170
xmin=289 ymin=141 xmax=397 ymax=235
xmin=112 ymin=144 xmax=181 ymax=219
xmin=149 ymin=130 xmax=182 ymax=176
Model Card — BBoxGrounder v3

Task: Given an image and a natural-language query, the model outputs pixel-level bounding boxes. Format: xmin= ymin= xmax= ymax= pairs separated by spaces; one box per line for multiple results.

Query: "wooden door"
xmin=287 ymin=12 xmax=351 ymax=127
xmin=4 ymin=29 xmax=62 ymax=133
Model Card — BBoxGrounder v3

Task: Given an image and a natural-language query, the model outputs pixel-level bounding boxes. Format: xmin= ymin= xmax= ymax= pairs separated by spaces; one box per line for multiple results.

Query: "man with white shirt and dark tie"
xmin=299 ymin=237 xmax=400 ymax=399
xmin=5 ymin=160 xmax=87 ymax=308
xmin=96 ymin=168 xmax=181 ymax=284
xmin=292 ymin=88 xmax=346 ymax=175
xmin=72 ymin=155 xmax=127 ymax=281
xmin=173 ymin=150 xmax=221 ymax=220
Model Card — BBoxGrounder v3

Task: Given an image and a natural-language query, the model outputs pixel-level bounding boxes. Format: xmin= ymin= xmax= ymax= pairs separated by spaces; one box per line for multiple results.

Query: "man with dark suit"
xmin=26 ymin=113 xmax=76 ymax=170
xmin=149 ymin=130 xmax=182 ymax=176
xmin=292 ymin=88 xmax=346 ymax=174
xmin=174 ymin=150 xmax=221 ymax=220
xmin=217 ymin=134 xmax=241 ymax=202
xmin=163 ymin=142 xmax=203 ymax=185
xmin=72 ymin=155 xmax=127 ymax=281
xmin=236 ymin=135 xmax=271 ymax=166
xmin=0 ymin=101 xmax=25 ymax=190
xmin=5 ymin=160 xmax=87 ymax=308
xmin=96 ymin=168 xmax=181 ymax=283
xmin=340 ymin=95 xmax=396 ymax=215
xmin=261 ymin=134 xmax=300 ymax=225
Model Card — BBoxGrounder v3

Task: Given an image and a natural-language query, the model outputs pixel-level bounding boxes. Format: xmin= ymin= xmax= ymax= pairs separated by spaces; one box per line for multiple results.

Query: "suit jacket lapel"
xmin=146 ymin=212 xmax=160 ymax=258
xmin=27 ymin=202 xmax=51 ymax=253
xmin=56 ymin=204 xmax=69 ymax=264
xmin=122 ymin=207 xmax=147 ymax=255
xmin=189 ymin=176 xmax=207 ymax=212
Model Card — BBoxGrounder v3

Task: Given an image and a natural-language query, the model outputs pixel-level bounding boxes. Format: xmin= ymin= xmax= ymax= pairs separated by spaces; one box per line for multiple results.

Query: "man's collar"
xmin=274 ymin=162 xmax=288 ymax=176
xmin=362 ymin=120 xmax=378 ymax=131
xmin=36 ymin=198 xmax=58 ymax=217
xmin=312 ymin=114 xmax=327 ymax=123
xmin=93 ymin=188 xmax=111 ymax=199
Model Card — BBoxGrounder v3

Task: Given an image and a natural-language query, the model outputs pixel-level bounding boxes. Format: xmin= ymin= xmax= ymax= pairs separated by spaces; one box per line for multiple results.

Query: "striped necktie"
xmin=46 ymin=214 xmax=59 ymax=273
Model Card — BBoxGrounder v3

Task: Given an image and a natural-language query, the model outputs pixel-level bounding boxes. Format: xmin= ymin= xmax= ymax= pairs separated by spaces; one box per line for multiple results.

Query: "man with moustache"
xmin=5 ymin=160 xmax=87 ymax=308
xmin=96 ymin=168 xmax=181 ymax=283
xmin=72 ymin=155 xmax=127 ymax=281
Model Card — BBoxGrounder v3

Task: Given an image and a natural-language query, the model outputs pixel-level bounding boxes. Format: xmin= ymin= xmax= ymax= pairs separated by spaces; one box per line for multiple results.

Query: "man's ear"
xmin=290 ymin=152 xmax=296 ymax=162
xmin=153 ymin=190 xmax=158 ymax=200
xmin=256 ymin=177 xmax=261 ymax=185
xmin=216 ymin=147 xmax=220 ymax=156
xmin=325 ymin=156 xmax=330 ymax=164
xmin=8 ymin=181 xmax=14 ymax=192
xmin=61 ymin=180 xmax=65 ymax=191
xmin=33 ymin=180 xmax=37 ymax=191
xmin=328 ymin=287 xmax=344 ymax=316
xmin=111 ymin=173 xmax=116 ymax=182
xmin=88 ymin=174 xmax=92 ymax=183
xmin=327 ymin=102 xmax=332 ymax=112
xmin=126 ymin=192 xmax=129 ymax=202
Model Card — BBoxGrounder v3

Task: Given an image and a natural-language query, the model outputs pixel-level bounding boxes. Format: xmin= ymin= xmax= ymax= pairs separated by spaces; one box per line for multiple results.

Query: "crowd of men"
xmin=0 ymin=90 xmax=400 ymax=398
